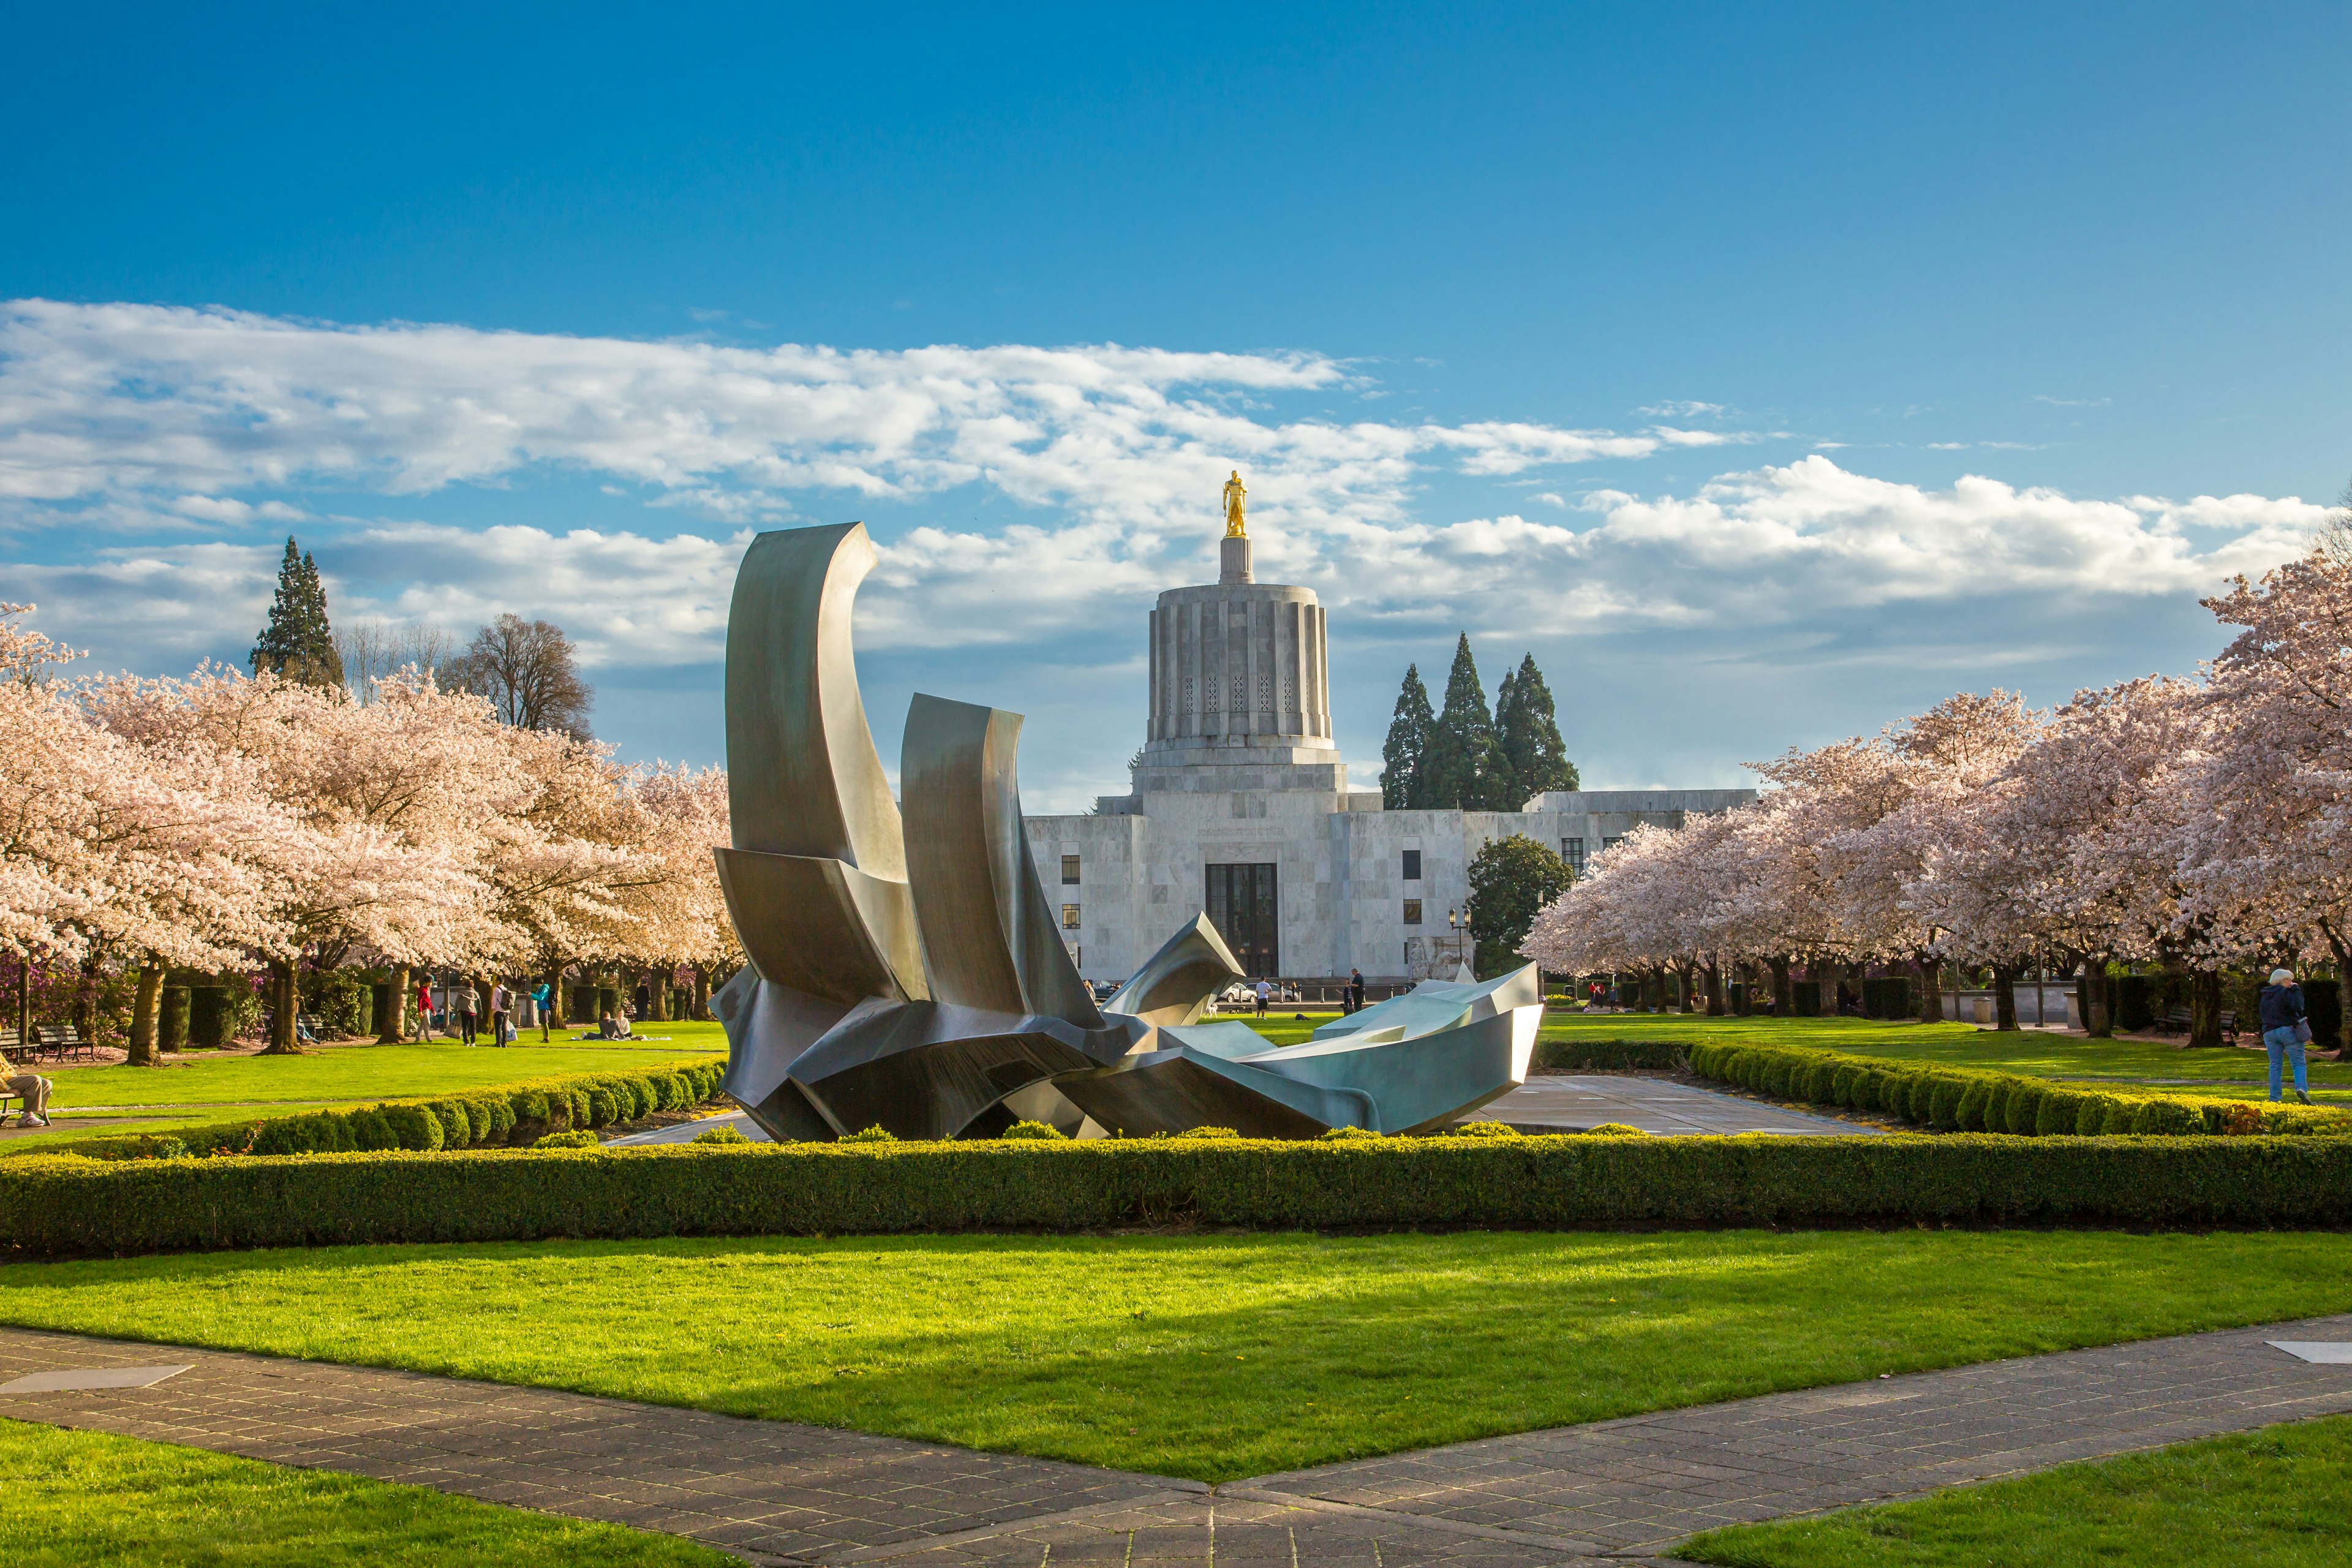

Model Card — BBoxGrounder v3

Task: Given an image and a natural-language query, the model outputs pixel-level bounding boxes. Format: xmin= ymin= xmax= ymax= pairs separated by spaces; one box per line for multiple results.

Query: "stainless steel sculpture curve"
xmin=714 ymin=524 xmax=1542 ymax=1140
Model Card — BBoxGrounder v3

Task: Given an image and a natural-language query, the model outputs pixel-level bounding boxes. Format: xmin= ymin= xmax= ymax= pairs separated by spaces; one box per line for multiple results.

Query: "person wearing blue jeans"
xmin=2256 ymin=967 xmax=2312 ymax=1104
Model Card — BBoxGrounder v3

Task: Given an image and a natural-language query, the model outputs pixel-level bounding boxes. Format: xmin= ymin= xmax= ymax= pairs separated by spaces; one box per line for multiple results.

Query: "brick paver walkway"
xmin=4 ymin=1314 xmax=2351 ymax=1564
xmin=1248 ymin=1311 xmax=2352 ymax=1555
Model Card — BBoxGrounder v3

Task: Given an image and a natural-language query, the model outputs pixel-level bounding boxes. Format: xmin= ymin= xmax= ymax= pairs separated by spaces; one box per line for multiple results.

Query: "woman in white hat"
xmin=2256 ymin=967 xmax=2313 ymax=1104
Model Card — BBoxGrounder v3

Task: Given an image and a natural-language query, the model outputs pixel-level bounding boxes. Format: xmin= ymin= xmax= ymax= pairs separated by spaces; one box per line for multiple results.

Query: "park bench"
xmin=260 ymin=1012 xmax=325 ymax=1046
xmin=32 ymin=1023 xmax=92 ymax=1063
xmin=0 ymin=1028 xmax=26 ymax=1066
xmin=2152 ymin=1005 xmax=2239 ymax=1044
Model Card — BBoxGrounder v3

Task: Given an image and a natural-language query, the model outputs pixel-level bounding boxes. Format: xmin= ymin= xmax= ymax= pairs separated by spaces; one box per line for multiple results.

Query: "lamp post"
xmin=1447 ymin=905 xmax=1473 ymax=975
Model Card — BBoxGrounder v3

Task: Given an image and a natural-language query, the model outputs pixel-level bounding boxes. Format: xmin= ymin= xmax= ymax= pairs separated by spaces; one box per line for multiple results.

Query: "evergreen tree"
xmin=251 ymin=537 xmax=344 ymax=688
xmin=1422 ymin=633 xmax=1504 ymax=809
xmin=1379 ymin=663 xmax=1435 ymax=809
xmin=1492 ymin=652 xmax=1578 ymax=805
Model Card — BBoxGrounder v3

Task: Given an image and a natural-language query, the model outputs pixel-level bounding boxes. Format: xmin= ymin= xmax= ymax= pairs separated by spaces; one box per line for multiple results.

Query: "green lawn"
xmin=1463 ymin=1011 xmax=2352 ymax=1087
xmin=40 ymin=1029 xmax=725 ymax=1111
xmin=0 ymin=1420 xmax=729 ymax=1566
xmin=1676 ymin=1414 xmax=2352 ymax=1567
xmin=4 ymin=1230 xmax=2346 ymax=1482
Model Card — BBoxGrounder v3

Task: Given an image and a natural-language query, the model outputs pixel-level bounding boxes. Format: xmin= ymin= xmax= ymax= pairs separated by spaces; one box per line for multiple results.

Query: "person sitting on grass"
xmin=597 ymin=1008 xmax=633 ymax=1041
xmin=2 ymin=1069 xmax=52 ymax=1127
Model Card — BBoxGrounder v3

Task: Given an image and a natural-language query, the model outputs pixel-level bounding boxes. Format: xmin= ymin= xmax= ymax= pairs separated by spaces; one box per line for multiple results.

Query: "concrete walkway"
xmin=1471 ymin=1076 xmax=1878 ymax=1137
xmin=5 ymin=1313 xmax=2351 ymax=1564
xmin=606 ymin=1077 xmax=1871 ymax=1148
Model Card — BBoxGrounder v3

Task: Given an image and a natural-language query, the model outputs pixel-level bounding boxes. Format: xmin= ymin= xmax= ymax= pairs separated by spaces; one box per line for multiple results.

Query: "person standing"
xmin=489 ymin=980 xmax=512 ymax=1046
xmin=531 ymin=981 xmax=553 ymax=1042
xmin=1254 ymin=978 xmax=1272 ymax=1017
xmin=457 ymin=981 xmax=480 ymax=1046
xmin=2259 ymin=967 xmax=2313 ymax=1104
xmin=1349 ymin=967 xmax=1365 ymax=1014
xmin=415 ymin=976 xmax=434 ymax=1041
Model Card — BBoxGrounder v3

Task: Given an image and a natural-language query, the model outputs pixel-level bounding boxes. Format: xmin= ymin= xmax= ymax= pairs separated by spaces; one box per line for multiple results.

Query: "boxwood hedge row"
xmin=59 ymin=1058 xmax=728 ymax=1163
xmin=1531 ymin=1037 xmax=1685 ymax=1071
xmin=3 ymin=1134 xmax=2348 ymax=1257
xmin=1686 ymin=1040 xmax=2352 ymax=1137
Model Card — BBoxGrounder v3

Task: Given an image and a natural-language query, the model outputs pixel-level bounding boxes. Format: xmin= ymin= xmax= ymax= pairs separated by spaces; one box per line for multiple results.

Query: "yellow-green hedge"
xmin=4 ymin=1134 xmax=2350 ymax=1257
xmin=1686 ymin=1040 xmax=2352 ymax=1137
xmin=57 ymin=1059 xmax=728 ymax=1162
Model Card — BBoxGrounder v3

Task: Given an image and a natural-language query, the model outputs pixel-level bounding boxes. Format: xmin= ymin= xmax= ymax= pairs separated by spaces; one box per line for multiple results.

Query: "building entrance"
xmin=1205 ymin=863 xmax=1280 ymax=978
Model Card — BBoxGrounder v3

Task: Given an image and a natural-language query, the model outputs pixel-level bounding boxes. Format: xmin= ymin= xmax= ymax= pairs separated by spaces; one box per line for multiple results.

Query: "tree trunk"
xmin=2083 ymin=959 xmax=2113 ymax=1038
xmin=545 ymin=963 xmax=566 ymax=1035
xmin=74 ymin=950 xmax=99 ymax=1044
xmin=693 ymin=964 xmax=712 ymax=1022
xmin=127 ymin=960 xmax=164 ymax=1067
xmin=1637 ymin=968 xmax=1660 ymax=1012
xmin=2188 ymin=967 xmax=2223 ymax=1047
xmin=377 ymin=963 xmax=409 ymax=1044
xmin=2324 ymin=926 xmax=2352 ymax=1055
xmin=1915 ymin=952 xmax=1942 ymax=1023
xmin=261 ymin=958 xmax=303 ymax=1054
xmin=1991 ymin=962 xmax=2019 ymax=1031
xmin=1703 ymin=960 xmax=1725 ymax=1016
xmin=1768 ymin=956 xmax=1793 ymax=1017
xmin=650 ymin=964 xmax=673 ymax=1022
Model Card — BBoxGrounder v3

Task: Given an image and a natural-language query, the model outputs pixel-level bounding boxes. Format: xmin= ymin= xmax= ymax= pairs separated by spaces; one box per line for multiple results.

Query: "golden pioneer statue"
xmin=1223 ymin=470 xmax=1248 ymax=538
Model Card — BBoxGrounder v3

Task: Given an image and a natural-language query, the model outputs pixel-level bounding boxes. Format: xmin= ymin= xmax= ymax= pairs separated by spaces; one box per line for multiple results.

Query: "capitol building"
xmin=1023 ymin=481 xmax=1752 ymax=986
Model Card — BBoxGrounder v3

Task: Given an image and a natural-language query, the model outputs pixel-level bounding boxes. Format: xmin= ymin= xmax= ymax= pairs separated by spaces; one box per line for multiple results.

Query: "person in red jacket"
xmin=415 ymin=978 xmax=434 ymax=1041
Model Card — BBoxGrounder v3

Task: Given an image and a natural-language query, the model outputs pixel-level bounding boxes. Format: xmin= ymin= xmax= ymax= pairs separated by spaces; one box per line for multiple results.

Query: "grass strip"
xmin=1 ymin=1229 xmax=2346 ymax=1482
xmin=44 ymin=1030 xmax=726 ymax=1111
xmin=0 ymin=1418 xmax=731 ymax=1566
xmin=1675 ymin=1412 xmax=2352 ymax=1566
xmin=1518 ymin=1014 xmax=2352 ymax=1085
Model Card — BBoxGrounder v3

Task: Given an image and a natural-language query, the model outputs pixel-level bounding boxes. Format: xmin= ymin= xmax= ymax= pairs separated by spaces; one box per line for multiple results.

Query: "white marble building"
xmin=1022 ymin=521 xmax=1754 ymax=984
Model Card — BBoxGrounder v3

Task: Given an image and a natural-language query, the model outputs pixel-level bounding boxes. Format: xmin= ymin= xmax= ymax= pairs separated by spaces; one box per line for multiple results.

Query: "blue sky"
xmin=4 ymin=2 xmax=2346 ymax=809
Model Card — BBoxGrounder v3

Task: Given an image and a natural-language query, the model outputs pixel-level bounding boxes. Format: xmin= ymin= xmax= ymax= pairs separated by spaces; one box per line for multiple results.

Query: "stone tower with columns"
xmin=1135 ymin=475 xmax=1338 ymax=794
xmin=1025 ymin=472 xmax=1754 ymax=984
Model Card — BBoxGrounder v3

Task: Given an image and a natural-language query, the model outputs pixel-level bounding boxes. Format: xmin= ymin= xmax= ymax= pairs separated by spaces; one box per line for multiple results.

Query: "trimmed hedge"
xmin=4 ymin=1134 xmax=2351 ymax=1257
xmin=1531 ymin=1037 xmax=1686 ymax=1071
xmin=53 ymin=1058 xmax=728 ymax=1163
xmin=1688 ymin=1039 xmax=2352 ymax=1138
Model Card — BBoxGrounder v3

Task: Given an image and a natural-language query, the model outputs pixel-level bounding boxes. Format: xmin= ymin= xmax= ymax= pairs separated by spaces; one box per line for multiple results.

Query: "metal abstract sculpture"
xmin=714 ymin=522 xmax=1542 ymax=1140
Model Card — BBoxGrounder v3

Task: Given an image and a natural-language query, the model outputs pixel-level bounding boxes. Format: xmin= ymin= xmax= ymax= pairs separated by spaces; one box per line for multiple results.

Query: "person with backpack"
xmin=456 ymin=982 xmax=480 ymax=1046
xmin=2258 ymin=967 xmax=2313 ymax=1104
xmin=489 ymin=980 xmax=512 ymax=1046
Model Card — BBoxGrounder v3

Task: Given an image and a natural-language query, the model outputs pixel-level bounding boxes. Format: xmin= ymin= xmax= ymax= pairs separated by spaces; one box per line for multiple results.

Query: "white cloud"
xmin=0 ymin=301 xmax=1698 ymax=541
xmin=1638 ymin=400 xmax=1726 ymax=418
xmin=0 ymin=301 xmax=2326 ymax=796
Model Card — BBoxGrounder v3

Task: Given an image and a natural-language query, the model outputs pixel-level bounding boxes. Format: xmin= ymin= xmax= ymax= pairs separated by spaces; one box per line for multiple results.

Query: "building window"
xmin=1061 ymin=904 xmax=1082 ymax=930
xmin=1403 ymin=899 xmax=1423 ymax=925
xmin=1562 ymin=838 xmax=1586 ymax=874
xmin=1602 ymin=835 xmax=1625 ymax=851
xmin=1061 ymin=854 xmax=1080 ymax=885
xmin=1205 ymin=862 xmax=1280 ymax=976
xmin=1401 ymin=849 xmax=1422 ymax=881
